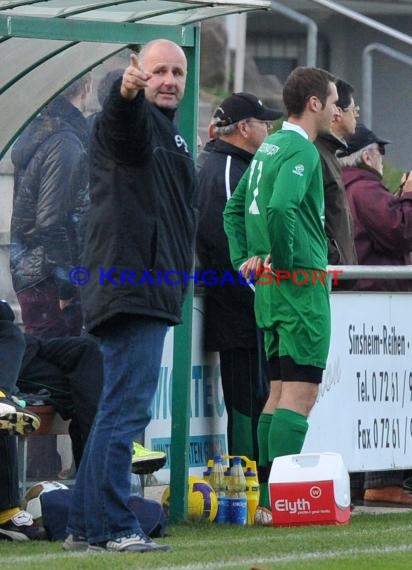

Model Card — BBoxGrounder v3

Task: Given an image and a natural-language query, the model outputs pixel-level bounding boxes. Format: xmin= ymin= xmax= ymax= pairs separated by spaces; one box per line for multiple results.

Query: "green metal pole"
xmin=169 ymin=24 xmax=200 ymax=523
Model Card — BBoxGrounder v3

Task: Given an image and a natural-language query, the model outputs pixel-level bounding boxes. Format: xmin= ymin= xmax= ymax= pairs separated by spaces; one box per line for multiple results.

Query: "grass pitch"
xmin=2 ymin=511 xmax=412 ymax=570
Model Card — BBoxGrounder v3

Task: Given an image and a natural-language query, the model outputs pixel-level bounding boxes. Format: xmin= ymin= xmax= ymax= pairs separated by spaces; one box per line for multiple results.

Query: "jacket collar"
xmin=317 ymin=131 xmax=347 ymax=152
xmin=212 ymin=138 xmax=254 ymax=162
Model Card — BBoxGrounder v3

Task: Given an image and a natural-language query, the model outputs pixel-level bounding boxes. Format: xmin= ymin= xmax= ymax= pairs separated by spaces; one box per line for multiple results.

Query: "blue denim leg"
xmin=67 ymin=316 xmax=167 ymax=543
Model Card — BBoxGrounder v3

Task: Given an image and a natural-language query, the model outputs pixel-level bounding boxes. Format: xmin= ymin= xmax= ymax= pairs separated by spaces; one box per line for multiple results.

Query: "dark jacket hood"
xmin=12 ymin=96 xmax=89 ymax=171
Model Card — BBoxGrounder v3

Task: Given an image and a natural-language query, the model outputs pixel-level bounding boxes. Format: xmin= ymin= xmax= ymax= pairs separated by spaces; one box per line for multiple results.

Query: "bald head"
xmin=138 ymin=39 xmax=186 ymax=68
xmin=138 ymin=39 xmax=187 ymax=109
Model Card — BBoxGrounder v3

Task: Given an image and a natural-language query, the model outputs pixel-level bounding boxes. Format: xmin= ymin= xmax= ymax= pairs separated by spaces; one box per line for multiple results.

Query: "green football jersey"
xmin=224 ymin=127 xmax=327 ymax=273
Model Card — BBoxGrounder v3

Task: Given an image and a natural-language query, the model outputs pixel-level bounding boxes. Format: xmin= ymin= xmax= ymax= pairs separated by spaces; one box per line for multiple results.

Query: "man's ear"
xmin=308 ymin=95 xmax=321 ymax=113
xmin=361 ymin=148 xmax=371 ymax=167
xmin=237 ymin=121 xmax=248 ymax=137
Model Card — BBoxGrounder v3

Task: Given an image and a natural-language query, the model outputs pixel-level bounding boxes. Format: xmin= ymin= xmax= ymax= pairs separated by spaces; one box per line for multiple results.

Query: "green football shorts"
xmin=258 ymin=275 xmax=330 ymax=370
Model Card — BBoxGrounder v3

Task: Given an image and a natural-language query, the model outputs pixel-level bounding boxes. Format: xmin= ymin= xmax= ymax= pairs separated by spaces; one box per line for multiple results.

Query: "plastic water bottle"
xmin=245 ymin=467 xmax=260 ymax=525
xmin=203 ymin=466 xmax=212 ymax=483
xmin=229 ymin=456 xmax=247 ymax=525
xmin=224 ymin=466 xmax=232 ymax=509
xmin=209 ymin=454 xmax=229 ymax=523
xmin=224 ymin=466 xmax=232 ymax=488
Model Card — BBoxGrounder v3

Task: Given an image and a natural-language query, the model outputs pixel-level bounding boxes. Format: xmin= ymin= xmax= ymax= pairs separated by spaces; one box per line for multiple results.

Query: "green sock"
xmin=257 ymin=413 xmax=272 ymax=509
xmin=268 ymin=408 xmax=308 ymax=460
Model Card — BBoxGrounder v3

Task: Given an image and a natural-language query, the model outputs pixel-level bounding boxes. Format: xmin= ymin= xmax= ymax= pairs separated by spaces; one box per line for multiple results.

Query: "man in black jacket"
xmin=197 ymin=93 xmax=282 ymax=461
xmin=10 ymin=75 xmax=91 ymax=338
xmin=65 ymin=40 xmax=196 ymax=554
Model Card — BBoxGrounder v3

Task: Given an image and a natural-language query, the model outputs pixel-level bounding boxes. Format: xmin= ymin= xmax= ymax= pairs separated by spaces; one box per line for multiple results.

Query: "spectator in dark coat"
xmin=339 ymin=123 xmax=412 ymax=506
xmin=340 ymin=123 xmax=412 ymax=292
xmin=10 ymin=75 xmax=92 ymax=338
xmin=197 ymin=92 xmax=282 ymax=460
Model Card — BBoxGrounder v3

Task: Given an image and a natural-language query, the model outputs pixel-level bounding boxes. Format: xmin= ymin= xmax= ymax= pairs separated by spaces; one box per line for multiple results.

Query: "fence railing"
xmin=328 ymin=265 xmax=412 ymax=283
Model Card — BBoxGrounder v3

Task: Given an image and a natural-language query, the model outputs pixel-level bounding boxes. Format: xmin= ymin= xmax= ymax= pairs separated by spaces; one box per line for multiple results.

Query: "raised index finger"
xmin=130 ymin=52 xmax=139 ymax=69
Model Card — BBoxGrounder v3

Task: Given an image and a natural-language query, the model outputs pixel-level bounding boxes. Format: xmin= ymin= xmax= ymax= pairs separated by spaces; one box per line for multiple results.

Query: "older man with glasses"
xmin=339 ymin=122 xmax=412 ymax=507
xmin=339 ymin=122 xmax=412 ymax=293
xmin=197 ymin=92 xmax=282 ymax=463
xmin=314 ymin=78 xmax=358 ymax=270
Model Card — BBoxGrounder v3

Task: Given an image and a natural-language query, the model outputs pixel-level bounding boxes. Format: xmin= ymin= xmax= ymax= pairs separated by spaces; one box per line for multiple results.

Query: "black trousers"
xmin=18 ymin=334 xmax=103 ymax=467
xmin=0 ymin=321 xmax=26 ymax=510
xmin=1 ymin=323 xmax=103 ymax=510
xmin=219 ymin=331 xmax=269 ymax=461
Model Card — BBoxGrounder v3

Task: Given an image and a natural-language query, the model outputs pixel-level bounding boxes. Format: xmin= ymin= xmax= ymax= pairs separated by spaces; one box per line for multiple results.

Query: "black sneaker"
xmin=88 ymin=532 xmax=171 ymax=552
xmin=0 ymin=511 xmax=47 ymax=541
xmin=0 ymin=396 xmax=40 ymax=436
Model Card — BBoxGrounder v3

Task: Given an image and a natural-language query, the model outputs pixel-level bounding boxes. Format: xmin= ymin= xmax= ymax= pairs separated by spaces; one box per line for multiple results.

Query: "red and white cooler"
xmin=269 ymin=452 xmax=351 ymax=527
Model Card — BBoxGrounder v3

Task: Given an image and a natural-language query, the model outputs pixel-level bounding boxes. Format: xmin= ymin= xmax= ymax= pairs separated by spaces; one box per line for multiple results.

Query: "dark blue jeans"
xmin=67 ymin=316 xmax=167 ymax=543
xmin=0 ymin=321 xmax=26 ymax=510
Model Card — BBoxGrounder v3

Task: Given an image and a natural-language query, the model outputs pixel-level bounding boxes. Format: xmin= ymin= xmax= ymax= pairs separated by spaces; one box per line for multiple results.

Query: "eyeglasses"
xmin=342 ymin=105 xmax=360 ymax=116
xmin=245 ymin=119 xmax=273 ymax=130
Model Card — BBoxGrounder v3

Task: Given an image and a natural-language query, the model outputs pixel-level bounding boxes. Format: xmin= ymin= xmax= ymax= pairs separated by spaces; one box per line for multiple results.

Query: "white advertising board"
xmin=303 ymin=292 xmax=412 ymax=472
xmin=144 ymin=297 xmax=228 ymax=482
xmin=146 ymin=292 xmax=412 ymax=480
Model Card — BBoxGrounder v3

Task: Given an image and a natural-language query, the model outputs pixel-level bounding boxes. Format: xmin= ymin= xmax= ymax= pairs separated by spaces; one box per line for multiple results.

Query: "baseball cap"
xmin=212 ymin=92 xmax=283 ymax=127
xmin=341 ymin=123 xmax=391 ymax=156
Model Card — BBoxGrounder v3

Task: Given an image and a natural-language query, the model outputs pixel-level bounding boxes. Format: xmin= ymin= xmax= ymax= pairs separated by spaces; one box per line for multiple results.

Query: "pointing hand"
xmin=120 ymin=53 xmax=152 ymax=100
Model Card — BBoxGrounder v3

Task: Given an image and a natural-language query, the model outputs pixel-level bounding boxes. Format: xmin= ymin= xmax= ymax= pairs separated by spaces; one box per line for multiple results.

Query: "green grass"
xmin=383 ymin=162 xmax=403 ymax=193
xmin=2 ymin=511 xmax=412 ymax=569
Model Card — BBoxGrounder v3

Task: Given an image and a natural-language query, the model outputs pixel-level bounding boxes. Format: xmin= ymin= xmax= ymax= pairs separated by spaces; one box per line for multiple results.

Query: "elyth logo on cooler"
xmin=274 ymin=498 xmax=310 ymax=514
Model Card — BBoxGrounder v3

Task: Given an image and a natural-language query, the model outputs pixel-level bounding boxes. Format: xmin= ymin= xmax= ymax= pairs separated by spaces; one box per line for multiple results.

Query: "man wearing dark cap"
xmin=341 ymin=122 xmax=390 ymax=158
xmin=339 ymin=122 xmax=412 ymax=292
xmin=197 ymin=92 xmax=282 ymax=461
xmin=339 ymin=123 xmax=412 ymax=506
